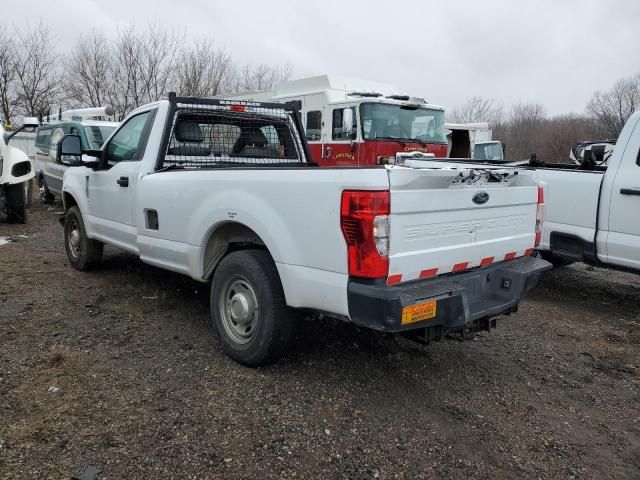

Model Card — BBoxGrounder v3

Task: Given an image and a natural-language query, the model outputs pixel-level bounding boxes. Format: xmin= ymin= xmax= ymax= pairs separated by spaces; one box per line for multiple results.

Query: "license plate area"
xmin=401 ymin=300 xmax=437 ymax=325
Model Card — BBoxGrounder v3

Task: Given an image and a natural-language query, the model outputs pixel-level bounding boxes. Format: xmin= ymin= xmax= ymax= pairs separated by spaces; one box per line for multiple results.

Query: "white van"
xmin=34 ymin=107 xmax=118 ymax=203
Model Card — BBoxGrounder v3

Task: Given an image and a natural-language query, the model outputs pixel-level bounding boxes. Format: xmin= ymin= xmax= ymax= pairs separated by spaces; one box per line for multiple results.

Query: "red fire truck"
xmin=227 ymin=75 xmax=447 ymax=166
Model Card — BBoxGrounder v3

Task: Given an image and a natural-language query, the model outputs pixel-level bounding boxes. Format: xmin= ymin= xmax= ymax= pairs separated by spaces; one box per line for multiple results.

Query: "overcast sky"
xmin=6 ymin=0 xmax=640 ymax=115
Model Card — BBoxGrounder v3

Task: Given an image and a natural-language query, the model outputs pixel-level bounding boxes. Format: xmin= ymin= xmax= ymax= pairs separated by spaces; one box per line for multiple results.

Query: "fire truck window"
xmin=306 ymin=111 xmax=322 ymax=141
xmin=332 ymin=107 xmax=357 ymax=141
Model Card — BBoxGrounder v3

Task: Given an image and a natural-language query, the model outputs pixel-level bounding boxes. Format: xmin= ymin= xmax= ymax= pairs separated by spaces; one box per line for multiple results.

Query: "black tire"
xmin=64 ymin=206 xmax=103 ymax=270
xmin=39 ymin=177 xmax=55 ymax=204
xmin=211 ymin=249 xmax=295 ymax=367
xmin=5 ymin=183 xmax=26 ymax=224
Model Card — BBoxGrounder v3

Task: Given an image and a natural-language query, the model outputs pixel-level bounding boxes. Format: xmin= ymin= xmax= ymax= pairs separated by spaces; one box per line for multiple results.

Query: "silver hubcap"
xmin=220 ymin=276 xmax=258 ymax=344
xmin=68 ymin=221 xmax=81 ymax=258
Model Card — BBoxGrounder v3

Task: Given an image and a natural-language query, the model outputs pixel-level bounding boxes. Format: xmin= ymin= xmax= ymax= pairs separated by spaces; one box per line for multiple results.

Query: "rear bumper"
xmin=347 ymin=255 xmax=552 ymax=332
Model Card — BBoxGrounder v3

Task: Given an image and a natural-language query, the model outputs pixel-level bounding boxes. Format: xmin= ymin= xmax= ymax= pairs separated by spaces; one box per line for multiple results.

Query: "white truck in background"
xmin=57 ymin=93 xmax=550 ymax=366
xmin=0 ymin=118 xmax=39 ymax=223
xmin=534 ymin=112 xmax=640 ymax=272
xmin=445 ymin=122 xmax=505 ymax=162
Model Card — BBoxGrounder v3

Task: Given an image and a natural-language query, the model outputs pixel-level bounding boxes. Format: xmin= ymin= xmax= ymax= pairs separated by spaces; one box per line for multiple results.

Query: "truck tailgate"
xmin=386 ymin=164 xmax=539 ymax=284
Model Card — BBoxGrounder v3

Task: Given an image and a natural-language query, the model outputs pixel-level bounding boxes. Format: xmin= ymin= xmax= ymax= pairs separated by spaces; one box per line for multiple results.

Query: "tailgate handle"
xmin=620 ymin=187 xmax=640 ymax=196
xmin=117 ymin=176 xmax=129 ymax=188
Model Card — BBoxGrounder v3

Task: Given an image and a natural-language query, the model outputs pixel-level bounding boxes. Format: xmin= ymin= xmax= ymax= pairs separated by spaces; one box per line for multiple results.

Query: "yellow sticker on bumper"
xmin=401 ymin=300 xmax=437 ymax=325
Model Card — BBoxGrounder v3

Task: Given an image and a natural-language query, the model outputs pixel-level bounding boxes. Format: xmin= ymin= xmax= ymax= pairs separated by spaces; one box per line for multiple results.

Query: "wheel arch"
xmin=201 ymin=221 xmax=270 ymax=281
xmin=63 ymin=191 xmax=78 ymax=212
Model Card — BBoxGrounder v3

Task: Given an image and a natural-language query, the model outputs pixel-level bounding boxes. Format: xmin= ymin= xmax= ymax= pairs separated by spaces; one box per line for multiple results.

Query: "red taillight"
xmin=535 ymin=185 xmax=544 ymax=247
xmin=341 ymin=190 xmax=390 ymax=278
xmin=229 ymin=105 xmax=246 ymax=112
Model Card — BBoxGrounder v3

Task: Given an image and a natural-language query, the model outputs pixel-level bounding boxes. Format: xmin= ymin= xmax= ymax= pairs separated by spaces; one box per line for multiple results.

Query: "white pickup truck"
xmin=534 ymin=112 xmax=640 ymax=272
xmin=58 ymin=93 xmax=550 ymax=366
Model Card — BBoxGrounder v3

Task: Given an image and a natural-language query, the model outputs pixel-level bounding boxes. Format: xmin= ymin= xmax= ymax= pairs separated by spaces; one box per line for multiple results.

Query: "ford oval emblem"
xmin=472 ymin=191 xmax=490 ymax=205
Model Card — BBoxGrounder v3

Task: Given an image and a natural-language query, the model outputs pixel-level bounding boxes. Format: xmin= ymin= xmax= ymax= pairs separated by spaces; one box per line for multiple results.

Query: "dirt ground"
xmin=1 ymin=197 xmax=639 ymax=480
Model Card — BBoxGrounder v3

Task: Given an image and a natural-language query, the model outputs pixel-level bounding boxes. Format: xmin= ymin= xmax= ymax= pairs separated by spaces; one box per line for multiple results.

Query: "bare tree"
xmin=586 ymin=74 xmax=640 ymax=138
xmin=138 ymin=25 xmax=184 ymax=103
xmin=449 ymin=96 xmax=497 ymax=123
xmin=537 ymin=114 xmax=601 ymax=162
xmin=13 ymin=23 xmax=61 ymax=116
xmin=175 ymin=39 xmax=232 ymax=97
xmin=108 ymin=26 xmax=143 ymax=118
xmin=0 ymin=22 xmax=300 ymax=123
xmin=229 ymin=62 xmax=293 ymax=93
xmin=64 ymin=30 xmax=112 ymax=108
xmin=0 ymin=26 xmax=18 ymax=125
xmin=107 ymin=25 xmax=185 ymax=119
xmin=496 ymin=102 xmax=546 ymax=161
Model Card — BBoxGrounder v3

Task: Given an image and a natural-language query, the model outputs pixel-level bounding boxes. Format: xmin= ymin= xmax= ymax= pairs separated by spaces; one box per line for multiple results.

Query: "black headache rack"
xmin=155 ymin=92 xmax=312 ymax=170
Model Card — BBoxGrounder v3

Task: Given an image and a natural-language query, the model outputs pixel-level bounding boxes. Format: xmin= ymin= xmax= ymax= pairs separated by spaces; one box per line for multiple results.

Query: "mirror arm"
xmin=83 ymin=148 xmax=103 ymax=158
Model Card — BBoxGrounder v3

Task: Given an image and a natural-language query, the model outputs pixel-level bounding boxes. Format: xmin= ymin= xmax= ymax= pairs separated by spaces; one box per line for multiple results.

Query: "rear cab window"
xmin=163 ymin=103 xmax=303 ymax=168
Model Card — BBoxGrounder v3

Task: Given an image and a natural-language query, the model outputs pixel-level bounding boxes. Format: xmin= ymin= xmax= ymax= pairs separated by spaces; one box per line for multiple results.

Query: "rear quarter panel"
xmin=135 ymin=167 xmax=390 ymax=316
xmin=533 ymin=169 xmax=604 ymax=253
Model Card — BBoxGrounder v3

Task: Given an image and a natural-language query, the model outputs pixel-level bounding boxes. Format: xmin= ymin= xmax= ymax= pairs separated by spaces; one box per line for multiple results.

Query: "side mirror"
xmin=590 ymin=145 xmax=605 ymax=164
xmin=57 ymin=134 xmax=83 ymax=166
xmin=342 ymin=108 xmax=354 ymax=135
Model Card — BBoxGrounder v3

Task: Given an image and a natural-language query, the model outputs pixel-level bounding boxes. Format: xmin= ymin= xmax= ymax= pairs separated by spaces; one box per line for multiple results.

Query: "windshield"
xmin=474 ymin=142 xmax=504 ymax=161
xmin=84 ymin=126 xmax=116 ymax=149
xmin=360 ymin=103 xmax=446 ymax=143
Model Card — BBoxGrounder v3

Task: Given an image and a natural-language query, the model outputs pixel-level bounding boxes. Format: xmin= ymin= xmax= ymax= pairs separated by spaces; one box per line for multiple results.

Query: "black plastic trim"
xmin=10 ymin=161 xmax=31 ymax=177
xmin=347 ymin=256 xmax=551 ymax=333
xmin=549 ymin=232 xmax=598 ymax=263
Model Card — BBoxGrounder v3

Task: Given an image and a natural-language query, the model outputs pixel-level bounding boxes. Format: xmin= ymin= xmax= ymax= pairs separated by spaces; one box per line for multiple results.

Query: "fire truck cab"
xmin=227 ymin=75 xmax=447 ymax=166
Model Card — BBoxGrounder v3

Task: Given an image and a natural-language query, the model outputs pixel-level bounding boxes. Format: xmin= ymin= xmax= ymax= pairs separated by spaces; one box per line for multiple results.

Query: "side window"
xmin=35 ymin=128 xmax=52 ymax=150
xmin=306 ymin=111 xmax=322 ymax=141
xmin=106 ymin=111 xmax=152 ymax=164
xmin=332 ymin=107 xmax=357 ymax=141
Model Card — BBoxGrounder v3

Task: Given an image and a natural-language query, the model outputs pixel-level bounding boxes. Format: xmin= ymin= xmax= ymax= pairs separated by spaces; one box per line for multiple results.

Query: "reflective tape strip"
xmin=387 ymin=246 xmax=536 ymax=284
xmin=480 ymin=256 xmax=495 ymax=267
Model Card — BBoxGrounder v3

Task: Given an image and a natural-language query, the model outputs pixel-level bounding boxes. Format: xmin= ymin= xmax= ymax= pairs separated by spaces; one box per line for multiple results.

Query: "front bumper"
xmin=347 ymin=255 xmax=551 ymax=333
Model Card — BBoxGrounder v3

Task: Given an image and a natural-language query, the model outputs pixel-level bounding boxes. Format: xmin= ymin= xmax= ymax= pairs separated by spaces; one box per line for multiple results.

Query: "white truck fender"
xmin=62 ymin=169 xmax=91 ymax=215
xmin=192 ymin=188 xmax=302 ymax=273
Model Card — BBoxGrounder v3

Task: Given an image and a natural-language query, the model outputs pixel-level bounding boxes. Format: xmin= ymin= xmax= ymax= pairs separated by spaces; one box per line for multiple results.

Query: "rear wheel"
xmin=64 ymin=206 xmax=103 ymax=270
xmin=5 ymin=183 xmax=26 ymax=224
xmin=211 ymin=250 xmax=295 ymax=367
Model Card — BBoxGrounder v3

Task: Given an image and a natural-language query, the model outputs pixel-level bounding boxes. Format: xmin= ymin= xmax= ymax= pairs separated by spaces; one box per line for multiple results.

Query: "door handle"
xmin=117 ymin=176 xmax=129 ymax=187
xmin=620 ymin=187 xmax=640 ymax=196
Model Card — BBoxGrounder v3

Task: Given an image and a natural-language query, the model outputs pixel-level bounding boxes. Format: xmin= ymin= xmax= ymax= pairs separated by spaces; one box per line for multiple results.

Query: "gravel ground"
xmin=0 ymin=197 xmax=639 ymax=479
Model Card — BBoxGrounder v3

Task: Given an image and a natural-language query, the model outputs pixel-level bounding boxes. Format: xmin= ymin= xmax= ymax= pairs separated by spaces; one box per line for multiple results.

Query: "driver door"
xmin=88 ymin=110 xmax=154 ymax=251
xmin=606 ymin=120 xmax=640 ymax=269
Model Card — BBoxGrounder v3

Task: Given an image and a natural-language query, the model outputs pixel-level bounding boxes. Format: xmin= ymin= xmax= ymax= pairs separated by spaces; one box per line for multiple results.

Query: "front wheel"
xmin=64 ymin=206 xmax=103 ymax=270
xmin=211 ymin=250 xmax=295 ymax=367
